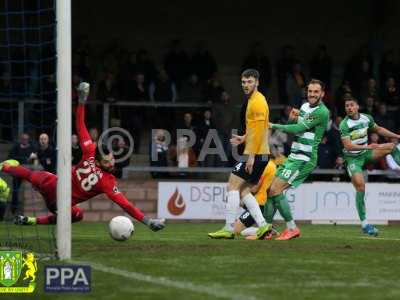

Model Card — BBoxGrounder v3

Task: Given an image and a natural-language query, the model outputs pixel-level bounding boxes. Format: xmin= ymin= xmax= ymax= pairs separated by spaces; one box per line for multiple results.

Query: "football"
xmin=109 ymin=216 xmax=134 ymax=241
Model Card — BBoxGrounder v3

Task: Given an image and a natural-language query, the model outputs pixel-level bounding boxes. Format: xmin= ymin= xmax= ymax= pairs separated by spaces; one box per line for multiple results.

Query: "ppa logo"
xmin=45 ymin=265 xmax=91 ymax=293
xmin=167 ymin=188 xmax=186 ymax=216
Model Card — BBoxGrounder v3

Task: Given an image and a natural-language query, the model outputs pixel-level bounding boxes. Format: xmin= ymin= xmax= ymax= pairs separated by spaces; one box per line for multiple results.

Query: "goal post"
xmin=56 ymin=0 xmax=72 ymax=260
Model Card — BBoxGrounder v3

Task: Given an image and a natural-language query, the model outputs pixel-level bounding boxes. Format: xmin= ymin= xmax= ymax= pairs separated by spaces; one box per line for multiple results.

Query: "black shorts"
xmin=239 ymin=205 xmax=264 ymax=228
xmin=231 ymin=154 xmax=269 ymax=184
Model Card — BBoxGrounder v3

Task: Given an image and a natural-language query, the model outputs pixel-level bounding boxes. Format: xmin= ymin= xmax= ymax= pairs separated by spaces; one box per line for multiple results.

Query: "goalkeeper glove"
xmin=142 ymin=217 xmax=165 ymax=232
xmin=77 ymin=82 xmax=90 ymax=104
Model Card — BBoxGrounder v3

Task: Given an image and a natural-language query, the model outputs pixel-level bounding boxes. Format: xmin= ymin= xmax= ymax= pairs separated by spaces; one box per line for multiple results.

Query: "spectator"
xmin=332 ymin=156 xmax=346 ymax=182
xmin=149 ymin=69 xmax=178 ymax=102
xmin=164 ymin=39 xmax=189 ymax=87
xmin=344 ymin=46 xmax=373 ymax=95
xmin=241 ymin=42 xmax=271 ymax=92
xmin=353 ymin=60 xmax=373 ymax=98
xmin=97 ymin=72 xmax=119 ymax=103
xmin=121 ymin=73 xmax=147 ymax=153
xmin=276 ymin=45 xmax=297 ymax=104
xmin=112 ymin=138 xmax=131 ymax=179
xmin=326 ymin=115 xmax=343 ymax=159
xmin=150 ymin=129 xmax=170 ymax=178
xmin=30 ymin=133 xmax=57 ymax=173
xmin=317 ymin=136 xmax=335 ymax=169
xmin=204 ymin=74 xmax=224 ymax=103
xmin=279 ymin=105 xmax=293 ymax=123
xmin=374 ymin=103 xmax=395 ymax=132
xmin=382 ymin=77 xmax=399 ymax=106
xmin=102 ymin=51 xmax=119 ymax=78
xmin=119 ymin=51 xmax=138 ymax=85
xmin=360 ymin=78 xmax=379 ymax=104
xmin=361 ymin=96 xmax=377 ymax=115
xmin=179 ymin=74 xmax=204 ymax=102
xmin=286 ymin=62 xmax=306 ymax=108
xmin=177 ymin=112 xmax=199 ymax=155
xmin=170 ymin=136 xmax=197 ymax=169
xmin=369 ymin=132 xmax=381 ymax=144
xmin=179 ymin=112 xmax=196 ymax=132
xmin=380 ymin=50 xmax=398 ymax=83
xmin=71 ymin=134 xmax=82 ymax=166
xmin=124 ymin=72 xmax=149 ymax=102
xmin=135 ymin=49 xmax=157 ymax=82
xmin=335 ymin=81 xmax=352 ymax=116
xmin=212 ymin=91 xmax=235 ymax=166
xmin=191 ymin=41 xmax=217 ymax=83
xmin=197 ymin=109 xmax=217 ymax=167
xmin=72 ymin=52 xmax=91 ymax=83
xmin=309 ymin=45 xmax=332 ymax=89
xmin=8 ymin=133 xmax=36 ymax=214
xmin=269 ymin=128 xmax=288 ymax=158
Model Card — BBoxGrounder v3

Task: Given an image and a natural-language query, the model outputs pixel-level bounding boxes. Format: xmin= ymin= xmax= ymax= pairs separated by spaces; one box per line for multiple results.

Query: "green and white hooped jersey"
xmin=289 ymin=102 xmax=330 ymax=163
xmin=339 ymin=113 xmax=376 ymax=156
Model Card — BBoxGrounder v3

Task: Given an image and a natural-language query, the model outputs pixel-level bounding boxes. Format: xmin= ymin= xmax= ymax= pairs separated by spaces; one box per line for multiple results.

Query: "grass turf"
xmin=2 ymin=222 xmax=400 ymax=300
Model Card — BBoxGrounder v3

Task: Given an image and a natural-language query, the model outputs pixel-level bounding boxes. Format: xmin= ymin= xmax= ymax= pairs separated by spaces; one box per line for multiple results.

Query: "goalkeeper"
xmin=0 ymin=177 xmax=10 ymax=221
xmin=0 ymin=82 xmax=164 ymax=232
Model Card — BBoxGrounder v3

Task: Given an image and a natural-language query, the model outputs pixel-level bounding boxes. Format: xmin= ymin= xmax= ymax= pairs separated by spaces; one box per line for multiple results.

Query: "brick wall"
xmin=22 ymin=180 xmax=158 ymax=222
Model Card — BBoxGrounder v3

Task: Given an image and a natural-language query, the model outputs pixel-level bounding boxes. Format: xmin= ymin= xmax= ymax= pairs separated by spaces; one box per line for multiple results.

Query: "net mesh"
xmin=0 ymin=0 xmax=57 ymax=258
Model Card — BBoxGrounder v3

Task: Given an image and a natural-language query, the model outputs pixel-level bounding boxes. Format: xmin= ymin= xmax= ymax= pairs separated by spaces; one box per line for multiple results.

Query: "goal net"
xmin=0 ymin=0 xmax=57 ymax=258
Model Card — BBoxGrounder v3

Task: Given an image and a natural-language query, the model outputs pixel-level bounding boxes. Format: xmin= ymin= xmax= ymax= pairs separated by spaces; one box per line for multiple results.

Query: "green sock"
xmin=270 ymin=193 xmax=293 ymax=222
xmin=263 ymin=198 xmax=277 ymax=223
xmin=390 ymin=145 xmax=400 ymax=165
xmin=355 ymin=191 xmax=366 ymax=221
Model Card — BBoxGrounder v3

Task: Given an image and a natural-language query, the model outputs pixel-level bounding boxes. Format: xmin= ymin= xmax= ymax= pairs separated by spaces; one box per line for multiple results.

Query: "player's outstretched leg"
xmin=0 ymin=160 xmax=23 ymax=174
xmin=15 ymin=206 xmax=84 ymax=225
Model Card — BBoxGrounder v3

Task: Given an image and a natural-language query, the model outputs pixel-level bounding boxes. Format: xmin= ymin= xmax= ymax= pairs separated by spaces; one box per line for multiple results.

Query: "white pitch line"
xmin=358 ymin=237 xmax=400 ymax=241
xmin=72 ymin=260 xmax=259 ymax=300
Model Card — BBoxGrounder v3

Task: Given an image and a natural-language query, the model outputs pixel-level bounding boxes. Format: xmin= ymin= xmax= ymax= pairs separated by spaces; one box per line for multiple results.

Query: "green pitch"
xmin=3 ymin=222 xmax=400 ymax=300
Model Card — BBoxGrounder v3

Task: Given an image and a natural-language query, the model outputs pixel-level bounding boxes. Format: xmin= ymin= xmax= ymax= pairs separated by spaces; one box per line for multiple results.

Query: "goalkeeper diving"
xmin=0 ymin=82 xmax=165 ymax=232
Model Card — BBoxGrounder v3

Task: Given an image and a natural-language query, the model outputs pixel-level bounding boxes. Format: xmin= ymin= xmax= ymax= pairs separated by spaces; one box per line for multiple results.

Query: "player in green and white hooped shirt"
xmin=340 ymin=97 xmax=400 ymax=236
xmin=260 ymin=79 xmax=330 ymax=240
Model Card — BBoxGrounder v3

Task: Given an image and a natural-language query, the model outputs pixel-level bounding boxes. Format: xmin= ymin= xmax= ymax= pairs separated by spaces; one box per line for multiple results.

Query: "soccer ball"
xmin=109 ymin=216 xmax=134 ymax=241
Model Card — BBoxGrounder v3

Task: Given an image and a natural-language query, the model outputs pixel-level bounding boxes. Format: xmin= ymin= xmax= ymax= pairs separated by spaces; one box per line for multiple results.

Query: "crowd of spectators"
xmin=1 ymin=35 xmax=400 ymax=176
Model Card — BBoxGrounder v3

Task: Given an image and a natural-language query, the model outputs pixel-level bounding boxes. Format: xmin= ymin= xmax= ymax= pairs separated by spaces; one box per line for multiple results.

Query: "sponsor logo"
xmin=309 ymin=191 xmax=351 ymax=213
xmin=0 ymin=251 xmax=37 ymax=293
xmin=167 ymin=188 xmax=186 ymax=216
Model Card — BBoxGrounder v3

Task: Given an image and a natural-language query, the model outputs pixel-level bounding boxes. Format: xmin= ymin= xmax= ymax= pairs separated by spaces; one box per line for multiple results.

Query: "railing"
xmin=0 ymin=98 xmax=286 ymax=137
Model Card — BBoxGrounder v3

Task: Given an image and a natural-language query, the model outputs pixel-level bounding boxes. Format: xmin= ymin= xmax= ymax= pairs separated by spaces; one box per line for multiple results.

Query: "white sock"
xmin=240 ymin=227 xmax=258 ymax=237
xmin=287 ymin=220 xmax=296 ymax=230
xmin=242 ymin=193 xmax=267 ymax=227
xmin=224 ymin=190 xmax=240 ymax=231
xmin=361 ymin=220 xmax=368 ymax=227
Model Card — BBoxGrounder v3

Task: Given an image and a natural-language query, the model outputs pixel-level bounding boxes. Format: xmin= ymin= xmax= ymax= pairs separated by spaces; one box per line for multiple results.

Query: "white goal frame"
xmin=56 ymin=0 xmax=72 ymax=260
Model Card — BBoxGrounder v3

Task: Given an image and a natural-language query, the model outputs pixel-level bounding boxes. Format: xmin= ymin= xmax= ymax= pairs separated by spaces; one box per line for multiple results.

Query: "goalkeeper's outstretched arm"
xmin=105 ymin=186 xmax=165 ymax=232
xmin=75 ymin=82 xmax=94 ymax=155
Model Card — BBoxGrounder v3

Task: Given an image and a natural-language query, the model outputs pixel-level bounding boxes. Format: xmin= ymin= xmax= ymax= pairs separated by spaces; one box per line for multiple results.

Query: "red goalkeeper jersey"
xmin=71 ymin=104 xmax=144 ymax=221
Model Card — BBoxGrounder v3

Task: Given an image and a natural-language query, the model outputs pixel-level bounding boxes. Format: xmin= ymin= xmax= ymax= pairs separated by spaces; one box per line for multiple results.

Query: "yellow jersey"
xmin=244 ymin=91 xmax=270 ymax=155
xmin=254 ymin=160 xmax=276 ymax=205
